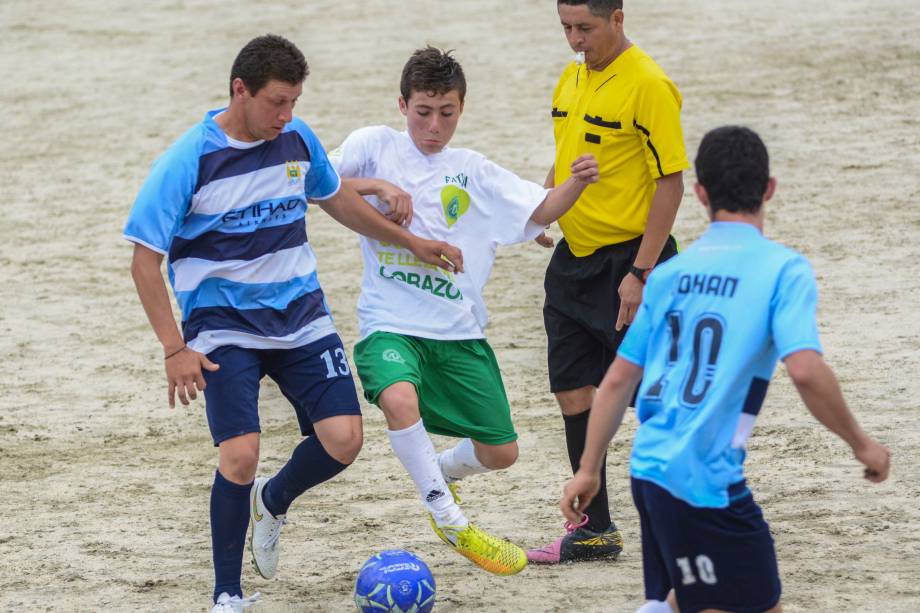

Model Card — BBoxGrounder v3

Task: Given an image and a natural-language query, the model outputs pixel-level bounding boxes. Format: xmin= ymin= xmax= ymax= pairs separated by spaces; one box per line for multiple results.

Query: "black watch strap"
xmin=628 ymin=265 xmax=652 ymax=284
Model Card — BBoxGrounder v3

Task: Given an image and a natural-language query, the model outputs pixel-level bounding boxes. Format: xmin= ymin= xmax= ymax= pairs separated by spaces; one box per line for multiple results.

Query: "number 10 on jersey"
xmin=643 ymin=311 xmax=725 ymax=408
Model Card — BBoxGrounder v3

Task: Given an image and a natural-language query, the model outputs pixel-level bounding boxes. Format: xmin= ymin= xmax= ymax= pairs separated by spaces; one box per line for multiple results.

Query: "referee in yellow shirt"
xmin=528 ymin=0 xmax=689 ymax=565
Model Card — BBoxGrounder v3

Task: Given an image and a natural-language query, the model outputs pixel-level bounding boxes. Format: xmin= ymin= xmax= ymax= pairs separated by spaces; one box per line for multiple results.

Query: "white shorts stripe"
xmin=187 ymin=316 xmax=337 ymax=355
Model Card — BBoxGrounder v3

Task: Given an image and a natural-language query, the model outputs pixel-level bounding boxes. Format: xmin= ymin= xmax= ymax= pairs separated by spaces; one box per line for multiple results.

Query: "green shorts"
xmin=353 ymin=331 xmax=517 ymax=445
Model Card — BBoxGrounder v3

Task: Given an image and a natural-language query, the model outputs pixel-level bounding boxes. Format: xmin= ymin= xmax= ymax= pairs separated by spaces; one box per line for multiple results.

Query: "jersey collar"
xmin=705 ymin=221 xmax=763 ymax=239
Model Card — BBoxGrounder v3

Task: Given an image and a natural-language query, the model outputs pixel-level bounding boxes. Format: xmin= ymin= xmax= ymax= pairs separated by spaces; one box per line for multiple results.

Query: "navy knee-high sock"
xmin=210 ymin=470 xmax=252 ymax=603
xmin=564 ymin=409 xmax=612 ymax=532
xmin=262 ymin=435 xmax=349 ymax=517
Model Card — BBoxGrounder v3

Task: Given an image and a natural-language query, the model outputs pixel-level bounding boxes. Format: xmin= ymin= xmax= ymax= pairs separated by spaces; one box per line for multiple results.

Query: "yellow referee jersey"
xmin=552 ymin=45 xmax=688 ymax=257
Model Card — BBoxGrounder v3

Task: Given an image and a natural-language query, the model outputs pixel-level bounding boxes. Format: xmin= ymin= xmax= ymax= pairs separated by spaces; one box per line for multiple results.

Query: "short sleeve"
xmin=770 ymin=256 xmax=823 ymax=358
xmin=477 ymin=158 xmax=549 ymax=245
xmin=293 ymin=121 xmax=341 ymax=200
xmin=616 ymin=285 xmax=655 ymax=367
xmin=123 ymin=127 xmax=201 ymax=254
xmin=633 ymin=76 xmax=689 ymax=178
xmin=327 ymin=128 xmax=372 ymax=179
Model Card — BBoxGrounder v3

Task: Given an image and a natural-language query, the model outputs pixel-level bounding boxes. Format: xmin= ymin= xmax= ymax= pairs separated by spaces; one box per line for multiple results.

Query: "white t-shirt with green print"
xmin=331 ymin=126 xmax=548 ymax=341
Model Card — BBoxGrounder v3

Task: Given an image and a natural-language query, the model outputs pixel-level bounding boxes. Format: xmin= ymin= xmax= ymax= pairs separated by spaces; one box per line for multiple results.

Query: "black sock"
xmin=262 ymin=435 xmax=349 ymax=517
xmin=210 ymin=470 xmax=251 ymax=603
xmin=563 ymin=409 xmax=611 ymax=532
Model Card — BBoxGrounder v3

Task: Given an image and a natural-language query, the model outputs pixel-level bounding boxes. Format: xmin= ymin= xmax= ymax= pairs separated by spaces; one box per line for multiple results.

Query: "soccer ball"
xmin=354 ymin=550 xmax=436 ymax=613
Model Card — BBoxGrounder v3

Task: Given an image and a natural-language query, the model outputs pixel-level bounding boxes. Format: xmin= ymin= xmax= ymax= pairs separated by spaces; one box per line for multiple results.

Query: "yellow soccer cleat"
xmin=429 ymin=516 xmax=527 ymax=576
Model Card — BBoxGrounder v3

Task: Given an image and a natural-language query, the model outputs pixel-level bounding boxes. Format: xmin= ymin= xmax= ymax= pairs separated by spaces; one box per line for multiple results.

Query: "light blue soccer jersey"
xmin=124 ymin=109 xmax=342 ymax=354
xmin=617 ymin=222 xmax=823 ymax=508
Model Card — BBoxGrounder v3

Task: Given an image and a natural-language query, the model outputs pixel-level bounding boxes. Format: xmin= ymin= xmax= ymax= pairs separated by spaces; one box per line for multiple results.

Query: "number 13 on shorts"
xmin=320 ymin=347 xmax=352 ymax=378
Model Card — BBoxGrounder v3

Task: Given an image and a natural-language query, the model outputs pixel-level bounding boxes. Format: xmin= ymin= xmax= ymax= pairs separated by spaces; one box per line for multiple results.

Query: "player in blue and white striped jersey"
xmin=127 ymin=109 xmax=343 ymax=355
xmin=124 ymin=35 xmax=462 ymax=612
xmin=560 ymin=126 xmax=889 ymax=613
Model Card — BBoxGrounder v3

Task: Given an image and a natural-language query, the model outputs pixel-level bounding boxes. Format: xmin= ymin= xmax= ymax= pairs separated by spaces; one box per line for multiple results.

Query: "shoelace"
xmin=263 ymin=517 xmax=288 ymax=550
xmin=238 ymin=592 xmax=261 ymax=608
xmin=436 ymin=523 xmax=463 ymax=546
xmin=564 ymin=513 xmax=590 ymax=534
xmin=461 ymin=525 xmax=527 ymax=571
xmin=215 ymin=591 xmax=261 ymax=611
xmin=466 ymin=526 xmax=510 ymax=558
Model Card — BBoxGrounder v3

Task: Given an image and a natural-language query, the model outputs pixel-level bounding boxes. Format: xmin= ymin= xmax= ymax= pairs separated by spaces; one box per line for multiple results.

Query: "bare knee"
xmin=377 ymin=381 xmax=422 ymax=430
xmin=554 ymin=386 xmax=595 ymax=416
xmin=474 ymin=440 xmax=518 ymax=470
xmin=326 ymin=429 xmax=362 ymax=465
xmin=314 ymin=414 xmax=363 ymax=464
xmin=218 ymin=433 xmax=260 ymax=484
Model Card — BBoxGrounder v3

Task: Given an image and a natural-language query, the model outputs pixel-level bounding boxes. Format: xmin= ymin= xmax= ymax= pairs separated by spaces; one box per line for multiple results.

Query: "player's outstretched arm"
xmin=130 ymin=244 xmax=219 ymax=408
xmin=785 ymin=349 xmax=891 ymax=482
xmin=318 ymin=184 xmax=463 ymax=273
xmin=560 ymin=357 xmax=644 ymax=523
xmin=342 ymin=177 xmax=413 ymax=226
xmin=530 ymin=155 xmax=599 ymax=226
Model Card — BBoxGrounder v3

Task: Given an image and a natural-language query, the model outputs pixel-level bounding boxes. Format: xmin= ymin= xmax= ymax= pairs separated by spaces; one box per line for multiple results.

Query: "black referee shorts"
xmin=543 ymin=235 xmax=678 ymax=393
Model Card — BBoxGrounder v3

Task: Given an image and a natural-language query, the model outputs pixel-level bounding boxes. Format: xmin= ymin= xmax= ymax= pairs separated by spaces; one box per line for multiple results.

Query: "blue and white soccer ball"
xmin=354 ymin=549 xmax=436 ymax=613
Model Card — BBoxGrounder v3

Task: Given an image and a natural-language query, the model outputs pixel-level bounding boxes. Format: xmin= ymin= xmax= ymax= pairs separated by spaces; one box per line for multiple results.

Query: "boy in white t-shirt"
xmin=330 ymin=47 xmax=597 ymax=576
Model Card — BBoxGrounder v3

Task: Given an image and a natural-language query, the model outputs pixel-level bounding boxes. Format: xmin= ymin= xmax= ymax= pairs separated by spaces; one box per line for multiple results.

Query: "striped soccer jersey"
xmin=617 ymin=222 xmax=823 ymax=508
xmin=124 ymin=109 xmax=341 ymax=354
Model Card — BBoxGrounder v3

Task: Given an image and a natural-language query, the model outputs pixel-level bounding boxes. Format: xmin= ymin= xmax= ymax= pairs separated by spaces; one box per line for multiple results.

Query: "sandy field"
xmin=2 ymin=0 xmax=919 ymax=611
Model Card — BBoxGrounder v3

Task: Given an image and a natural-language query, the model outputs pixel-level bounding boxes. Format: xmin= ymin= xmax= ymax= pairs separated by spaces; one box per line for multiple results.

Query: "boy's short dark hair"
xmin=557 ymin=0 xmax=623 ymax=18
xmin=229 ymin=34 xmax=308 ymax=98
xmin=695 ymin=126 xmax=770 ymax=214
xmin=400 ymin=47 xmax=467 ymax=103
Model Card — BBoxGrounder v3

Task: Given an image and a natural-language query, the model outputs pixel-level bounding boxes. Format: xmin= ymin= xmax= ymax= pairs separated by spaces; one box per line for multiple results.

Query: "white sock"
xmin=635 ymin=601 xmax=674 ymax=613
xmin=438 ymin=438 xmax=489 ymax=483
xmin=388 ymin=421 xmax=467 ymax=529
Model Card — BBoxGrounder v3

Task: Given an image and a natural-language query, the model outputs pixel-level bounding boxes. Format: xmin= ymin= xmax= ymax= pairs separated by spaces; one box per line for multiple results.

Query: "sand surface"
xmin=1 ymin=0 xmax=919 ymax=611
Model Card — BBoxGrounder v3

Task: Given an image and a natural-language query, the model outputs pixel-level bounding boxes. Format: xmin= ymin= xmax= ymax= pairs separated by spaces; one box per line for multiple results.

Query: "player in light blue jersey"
xmin=560 ymin=126 xmax=890 ymax=613
xmin=125 ymin=35 xmax=462 ymax=613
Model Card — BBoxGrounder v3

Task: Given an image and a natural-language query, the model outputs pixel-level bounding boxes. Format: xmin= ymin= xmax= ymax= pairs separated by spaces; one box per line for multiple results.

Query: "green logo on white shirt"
xmin=441 ymin=185 xmax=470 ymax=228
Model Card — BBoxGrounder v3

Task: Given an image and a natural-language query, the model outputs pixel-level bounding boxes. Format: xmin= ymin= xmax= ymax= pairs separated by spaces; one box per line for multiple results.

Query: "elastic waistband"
xmin=559 ymin=234 xmax=644 ymax=259
xmin=728 ymin=479 xmax=751 ymax=502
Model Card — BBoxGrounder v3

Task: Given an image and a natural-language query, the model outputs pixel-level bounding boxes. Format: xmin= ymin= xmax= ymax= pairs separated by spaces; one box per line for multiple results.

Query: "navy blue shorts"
xmin=631 ymin=477 xmax=781 ymax=613
xmin=202 ymin=334 xmax=361 ymax=446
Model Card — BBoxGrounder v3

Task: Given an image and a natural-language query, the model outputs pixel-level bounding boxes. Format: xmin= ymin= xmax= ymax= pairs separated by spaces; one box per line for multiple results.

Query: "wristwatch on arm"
xmin=628 ymin=264 xmax=652 ymax=284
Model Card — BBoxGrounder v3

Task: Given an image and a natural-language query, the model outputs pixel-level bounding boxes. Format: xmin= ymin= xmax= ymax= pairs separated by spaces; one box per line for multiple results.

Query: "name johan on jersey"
xmin=617 ymin=222 xmax=822 ymax=508
xmin=124 ymin=110 xmax=342 ymax=354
